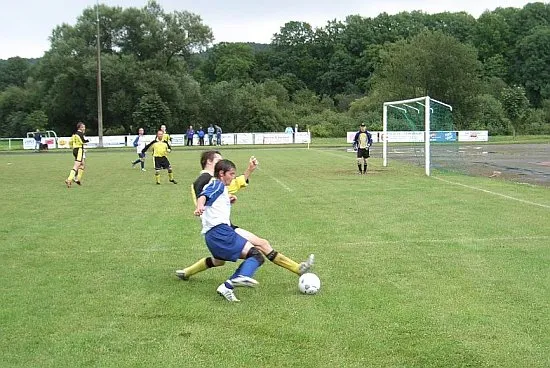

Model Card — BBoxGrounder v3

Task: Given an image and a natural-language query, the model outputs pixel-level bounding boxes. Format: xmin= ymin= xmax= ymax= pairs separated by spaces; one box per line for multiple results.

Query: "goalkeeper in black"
xmin=353 ymin=123 xmax=373 ymax=174
xmin=142 ymin=130 xmax=177 ymax=185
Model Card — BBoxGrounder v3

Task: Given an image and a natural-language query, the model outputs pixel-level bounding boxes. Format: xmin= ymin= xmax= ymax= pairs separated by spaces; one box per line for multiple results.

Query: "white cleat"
xmin=230 ymin=275 xmax=259 ymax=288
xmin=299 ymin=254 xmax=315 ymax=275
xmin=175 ymin=269 xmax=189 ymax=280
xmin=216 ymin=283 xmax=240 ymax=302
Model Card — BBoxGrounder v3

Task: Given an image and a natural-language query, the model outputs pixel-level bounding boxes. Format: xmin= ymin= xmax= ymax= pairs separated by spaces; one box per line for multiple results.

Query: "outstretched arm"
xmin=141 ymin=140 xmax=154 ymax=154
xmin=194 ymin=195 xmax=207 ymax=216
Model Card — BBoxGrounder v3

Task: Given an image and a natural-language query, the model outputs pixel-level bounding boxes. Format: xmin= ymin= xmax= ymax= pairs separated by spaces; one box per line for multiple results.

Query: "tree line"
xmin=1 ymin=0 xmax=549 ymax=137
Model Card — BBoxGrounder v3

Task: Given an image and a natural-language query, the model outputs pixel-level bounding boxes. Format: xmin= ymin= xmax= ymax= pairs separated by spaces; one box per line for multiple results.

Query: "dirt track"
xmin=381 ymin=143 xmax=550 ymax=186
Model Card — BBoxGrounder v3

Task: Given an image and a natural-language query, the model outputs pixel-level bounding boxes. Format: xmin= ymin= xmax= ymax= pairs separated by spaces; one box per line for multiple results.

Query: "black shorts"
xmin=72 ymin=147 xmax=84 ymax=162
xmin=154 ymin=156 xmax=171 ymax=170
xmin=357 ymin=148 xmax=370 ymax=159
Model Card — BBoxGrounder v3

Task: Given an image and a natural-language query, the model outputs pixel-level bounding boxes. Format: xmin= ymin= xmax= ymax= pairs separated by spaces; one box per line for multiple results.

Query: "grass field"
xmin=1 ymin=146 xmax=549 ymax=367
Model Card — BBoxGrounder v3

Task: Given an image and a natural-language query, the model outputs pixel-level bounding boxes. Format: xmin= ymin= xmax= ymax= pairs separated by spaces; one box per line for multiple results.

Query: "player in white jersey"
xmin=194 ymin=159 xmax=266 ymax=302
xmin=131 ymin=128 xmax=147 ymax=171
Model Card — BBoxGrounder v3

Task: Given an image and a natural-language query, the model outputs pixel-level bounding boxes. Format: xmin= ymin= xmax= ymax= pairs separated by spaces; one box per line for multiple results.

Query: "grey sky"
xmin=0 ymin=0 xmax=537 ymax=59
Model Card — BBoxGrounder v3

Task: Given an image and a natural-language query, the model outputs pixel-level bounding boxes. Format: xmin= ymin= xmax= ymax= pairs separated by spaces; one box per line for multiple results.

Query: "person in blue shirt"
xmin=186 ymin=125 xmax=195 ymax=146
xmin=353 ymin=123 xmax=373 ymax=174
xmin=197 ymin=127 xmax=205 ymax=146
xmin=194 ymin=159 xmax=265 ymax=302
xmin=207 ymin=124 xmax=215 ymax=146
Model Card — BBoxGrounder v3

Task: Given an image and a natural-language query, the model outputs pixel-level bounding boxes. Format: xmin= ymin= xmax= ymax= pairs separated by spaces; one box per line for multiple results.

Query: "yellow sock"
xmin=155 ymin=173 xmax=160 ymax=184
xmin=76 ymin=169 xmax=84 ymax=181
xmin=168 ymin=172 xmax=174 ymax=181
xmin=184 ymin=258 xmax=210 ymax=277
xmin=272 ymin=253 xmax=300 ymax=275
xmin=67 ymin=169 xmax=76 ymax=181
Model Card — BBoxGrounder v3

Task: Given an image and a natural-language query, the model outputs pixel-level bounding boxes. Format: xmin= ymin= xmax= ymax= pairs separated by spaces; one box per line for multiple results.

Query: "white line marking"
xmin=256 ymin=167 xmax=293 ymax=192
xmin=434 ymin=176 xmax=550 ymax=209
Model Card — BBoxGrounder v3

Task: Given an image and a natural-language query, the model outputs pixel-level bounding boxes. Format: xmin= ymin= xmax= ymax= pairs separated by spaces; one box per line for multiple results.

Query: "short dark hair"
xmin=76 ymin=122 xmax=85 ymax=130
xmin=214 ymin=159 xmax=236 ymax=178
xmin=200 ymin=150 xmax=221 ymax=169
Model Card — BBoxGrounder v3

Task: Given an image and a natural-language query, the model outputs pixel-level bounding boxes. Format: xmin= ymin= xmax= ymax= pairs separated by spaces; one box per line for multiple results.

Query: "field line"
xmin=434 ymin=177 xmax=550 ymax=209
xmin=256 ymin=167 xmax=293 ymax=192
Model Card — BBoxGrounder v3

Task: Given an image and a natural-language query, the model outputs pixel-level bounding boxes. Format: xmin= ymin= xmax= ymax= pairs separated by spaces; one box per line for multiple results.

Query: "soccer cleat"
xmin=156 ymin=182 xmax=161 ymax=185
xmin=131 ymin=161 xmax=136 ymax=168
xmin=230 ymin=275 xmax=259 ymax=288
xmin=141 ymin=168 xmax=146 ymax=172
xmin=170 ymin=179 xmax=178 ymax=184
xmin=216 ymin=283 xmax=240 ymax=302
xmin=64 ymin=179 xmax=72 ymax=188
xmin=74 ymin=180 xmax=81 ymax=185
xmin=175 ymin=269 xmax=189 ymax=280
xmin=299 ymin=254 xmax=315 ymax=275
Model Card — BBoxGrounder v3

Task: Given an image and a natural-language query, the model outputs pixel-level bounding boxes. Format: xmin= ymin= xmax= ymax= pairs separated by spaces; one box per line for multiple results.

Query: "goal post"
xmin=382 ymin=96 xmax=453 ymax=176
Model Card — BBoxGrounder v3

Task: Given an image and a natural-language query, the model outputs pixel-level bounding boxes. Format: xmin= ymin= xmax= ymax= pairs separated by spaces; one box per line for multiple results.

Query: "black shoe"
xmin=170 ymin=179 xmax=178 ymax=184
xmin=74 ymin=180 xmax=82 ymax=185
xmin=156 ymin=182 xmax=161 ymax=185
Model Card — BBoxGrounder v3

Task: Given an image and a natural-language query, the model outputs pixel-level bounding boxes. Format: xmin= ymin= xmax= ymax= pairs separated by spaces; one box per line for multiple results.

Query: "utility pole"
xmin=96 ymin=0 xmax=104 ymax=147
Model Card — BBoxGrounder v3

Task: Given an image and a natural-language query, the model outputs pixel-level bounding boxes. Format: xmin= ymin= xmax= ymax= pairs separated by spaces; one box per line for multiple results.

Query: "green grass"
xmin=1 ymin=147 xmax=549 ymax=367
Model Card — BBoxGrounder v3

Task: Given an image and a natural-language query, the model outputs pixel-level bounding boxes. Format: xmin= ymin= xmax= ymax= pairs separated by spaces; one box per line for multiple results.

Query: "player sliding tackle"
xmin=177 ymin=151 xmax=314 ymax=283
xmin=193 ymin=159 xmax=267 ymax=302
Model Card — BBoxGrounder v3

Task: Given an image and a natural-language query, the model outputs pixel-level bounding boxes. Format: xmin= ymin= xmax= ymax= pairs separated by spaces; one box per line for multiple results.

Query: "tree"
xmin=515 ymin=26 xmax=550 ymax=105
xmin=371 ymin=30 xmax=482 ymax=127
xmin=132 ymin=93 xmax=171 ymax=132
xmin=501 ymin=85 xmax=529 ymax=135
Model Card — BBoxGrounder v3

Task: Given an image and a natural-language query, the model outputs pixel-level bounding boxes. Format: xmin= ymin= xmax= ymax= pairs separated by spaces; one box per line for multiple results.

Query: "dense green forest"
xmin=1 ymin=1 xmax=550 ymax=137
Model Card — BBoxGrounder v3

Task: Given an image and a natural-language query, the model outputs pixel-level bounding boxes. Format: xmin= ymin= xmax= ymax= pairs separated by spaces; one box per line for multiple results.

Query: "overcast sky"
xmin=0 ymin=0 xmax=538 ymax=59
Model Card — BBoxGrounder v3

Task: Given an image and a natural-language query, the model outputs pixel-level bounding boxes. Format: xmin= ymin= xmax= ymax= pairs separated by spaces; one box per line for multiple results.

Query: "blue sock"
xmin=232 ymin=257 xmax=261 ymax=279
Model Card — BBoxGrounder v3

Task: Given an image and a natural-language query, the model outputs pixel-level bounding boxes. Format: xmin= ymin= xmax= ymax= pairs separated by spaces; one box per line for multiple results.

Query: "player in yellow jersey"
xmin=176 ymin=150 xmax=314 ymax=280
xmin=160 ymin=124 xmax=171 ymax=144
xmin=141 ymin=129 xmax=177 ymax=185
xmin=65 ymin=122 xmax=89 ymax=188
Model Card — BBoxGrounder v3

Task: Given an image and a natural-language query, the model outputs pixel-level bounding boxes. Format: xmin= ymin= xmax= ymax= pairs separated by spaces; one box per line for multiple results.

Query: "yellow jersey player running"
xmin=141 ymin=129 xmax=177 ymax=185
xmin=65 ymin=122 xmax=89 ymax=188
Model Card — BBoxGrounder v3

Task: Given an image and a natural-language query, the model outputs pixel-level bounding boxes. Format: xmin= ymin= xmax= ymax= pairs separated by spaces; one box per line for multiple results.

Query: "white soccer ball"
xmin=298 ymin=273 xmax=321 ymax=295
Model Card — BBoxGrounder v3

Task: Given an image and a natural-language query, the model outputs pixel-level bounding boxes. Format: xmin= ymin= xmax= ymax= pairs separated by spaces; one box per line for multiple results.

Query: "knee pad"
xmin=206 ymin=257 xmax=224 ymax=268
xmin=246 ymin=247 xmax=265 ymax=265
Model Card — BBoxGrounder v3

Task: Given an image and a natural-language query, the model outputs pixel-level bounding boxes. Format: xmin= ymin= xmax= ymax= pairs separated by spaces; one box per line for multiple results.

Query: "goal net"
xmin=382 ymin=96 xmax=457 ymax=176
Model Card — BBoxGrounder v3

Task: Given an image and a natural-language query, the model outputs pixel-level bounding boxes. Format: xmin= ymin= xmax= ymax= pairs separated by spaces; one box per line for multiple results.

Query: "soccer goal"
xmin=382 ymin=96 xmax=454 ymax=176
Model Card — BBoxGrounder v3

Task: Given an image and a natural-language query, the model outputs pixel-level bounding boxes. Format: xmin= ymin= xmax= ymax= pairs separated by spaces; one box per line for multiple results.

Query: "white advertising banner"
xmin=236 ymin=133 xmax=254 ymax=145
xmin=57 ymin=137 xmax=71 ymax=149
xmin=387 ymin=131 xmax=424 ymax=143
xmin=263 ymin=133 xmax=293 ymax=144
xmin=85 ymin=136 xmax=100 ymax=148
xmin=458 ymin=131 xmax=489 ymax=142
xmin=294 ymin=132 xmax=311 ymax=144
xmin=23 ymin=138 xmax=36 ymax=150
xmin=254 ymin=133 xmax=264 ymax=144
xmin=170 ymin=134 xmax=186 ymax=146
xmin=221 ymin=133 xmax=235 ymax=145
xmin=102 ymin=135 xmax=126 ymax=147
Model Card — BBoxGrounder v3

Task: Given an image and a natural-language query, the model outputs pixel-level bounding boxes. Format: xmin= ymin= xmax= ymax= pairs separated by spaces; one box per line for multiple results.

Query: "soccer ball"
xmin=298 ymin=273 xmax=321 ymax=295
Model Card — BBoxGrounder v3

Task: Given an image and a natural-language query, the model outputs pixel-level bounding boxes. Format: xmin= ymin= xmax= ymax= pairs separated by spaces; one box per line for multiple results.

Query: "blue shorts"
xmin=205 ymin=224 xmax=247 ymax=261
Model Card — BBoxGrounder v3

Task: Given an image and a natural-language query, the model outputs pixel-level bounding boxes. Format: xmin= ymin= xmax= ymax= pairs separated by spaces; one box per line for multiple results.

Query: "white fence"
xmin=346 ymin=130 xmax=489 ymax=143
xmin=6 ymin=131 xmax=311 ymax=150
